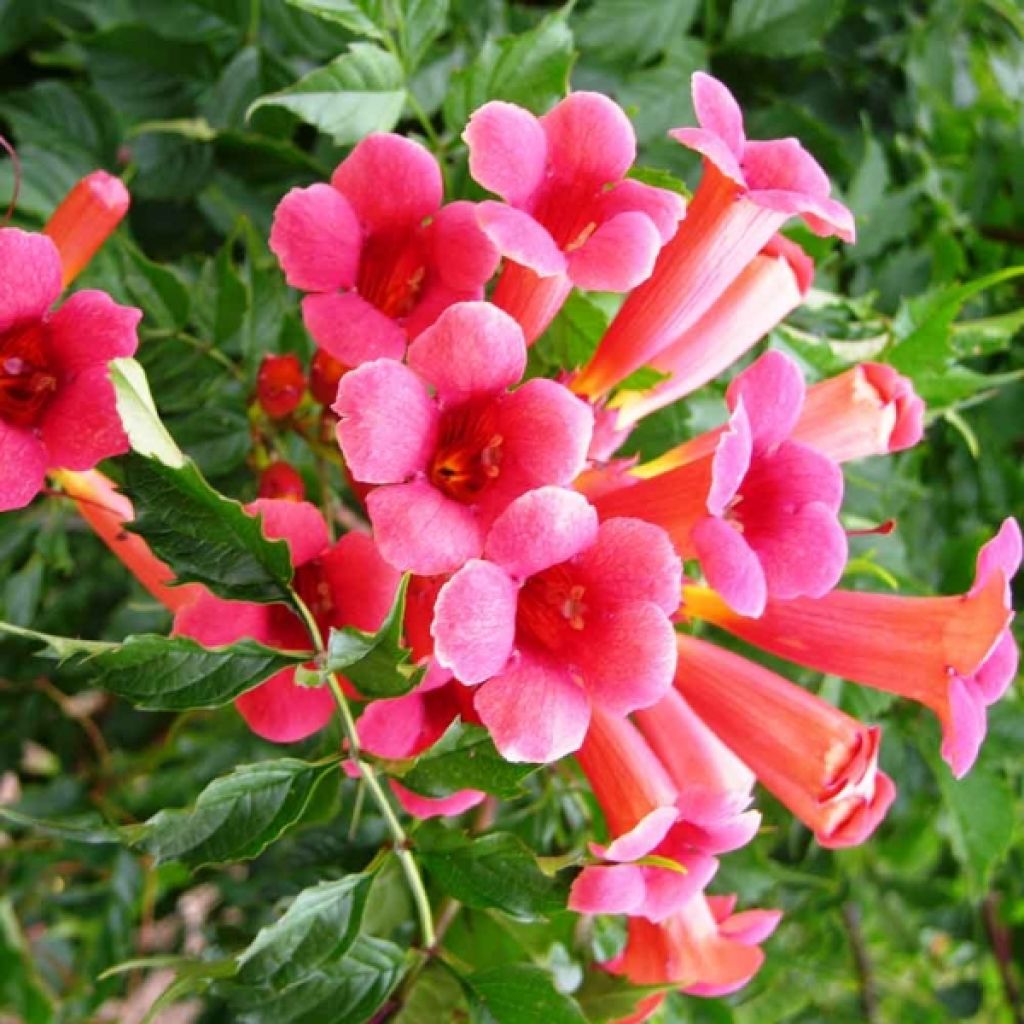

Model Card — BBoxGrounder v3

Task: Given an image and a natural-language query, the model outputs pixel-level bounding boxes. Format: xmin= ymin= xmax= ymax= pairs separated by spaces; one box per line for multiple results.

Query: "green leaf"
xmin=443 ymin=7 xmax=574 ymax=133
xmin=0 ymin=808 xmax=120 ymax=845
xmin=418 ymin=826 xmax=572 ymax=920
xmin=110 ymin=358 xmax=187 ymax=468
xmin=0 ymin=899 xmax=56 ymax=1024
xmin=0 ymin=620 xmax=115 ymax=661
xmin=725 ymin=0 xmax=843 ymax=58
xmin=326 ymin=575 xmax=423 ymax=698
xmin=223 ymin=935 xmax=408 ymax=1023
xmin=129 ymin=757 xmax=341 ymax=868
xmin=574 ymin=972 xmax=676 ymax=1023
xmin=284 ymin=0 xmax=385 ymax=39
xmin=249 ymin=44 xmax=406 ymax=144
xmin=465 ymin=964 xmax=587 ymax=1024
xmin=574 ymin=0 xmax=698 ymax=64
xmin=934 ymin=762 xmax=1016 ymax=897
xmin=534 ymin=291 xmax=611 ymax=374
xmin=614 ymin=365 xmax=670 ymax=391
xmin=237 ymin=875 xmax=373 ymax=987
xmin=399 ymin=724 xmax=541 ymax=799
xmin=121 ymin=453 xmax=296 ymax=605
xmin=399 ymin=0 xmax=449 ymax=70
xmin=84 ymin=635 xmax=310 ymax=711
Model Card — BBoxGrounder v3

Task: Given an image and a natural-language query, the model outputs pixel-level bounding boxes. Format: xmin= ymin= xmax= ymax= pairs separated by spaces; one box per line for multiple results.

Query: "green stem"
xmin=289 ymin=588 xmax=437 ymax=949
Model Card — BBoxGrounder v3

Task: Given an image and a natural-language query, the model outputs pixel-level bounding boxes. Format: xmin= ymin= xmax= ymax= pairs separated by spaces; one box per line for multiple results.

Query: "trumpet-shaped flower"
xmin=684 ymin=517 xmax=1021 ymax=777
xmin=595 ymin=351 xmax=846 ymax=616
xmin=574 ymin=72 xmax=854 ymax=398
xmin=464 ymin=92 xmax=685 ymax=342
xmin=674 ymin=634 xmax=897 ymax=848
xmin=270 ymin=134 xmax=499 ymax=369
xmin=0 ymin=227 xmax=139 ymax=512
xmin=175 ymin=506 xmax=401 ymax=742
xmin=431 ymin=487 xmax=682 ymax=762
xmin=334 ymin=302 xmax=593 ymax=574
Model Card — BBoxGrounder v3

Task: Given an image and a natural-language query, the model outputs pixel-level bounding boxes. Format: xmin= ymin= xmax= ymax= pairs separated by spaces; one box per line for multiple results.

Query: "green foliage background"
xmin=0 ymin=0 xmax=1022 ymax=1021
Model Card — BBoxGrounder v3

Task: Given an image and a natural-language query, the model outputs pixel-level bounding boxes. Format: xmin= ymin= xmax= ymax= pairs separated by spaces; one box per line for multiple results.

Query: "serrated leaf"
xmin=121 ymin=454 xmax=296 ymax=604
xmin=0 ymin=620 xmax=115 ymax=661
xmin=418 ymin=826 xmax=572 ymax=920
xmin=284 ymin=0 xmax=384 ymax=39
xmin=129 ymin=757 xmax=341 ymax=868
xmin=443 ymin=7 xmax=574 ymax=133
xmin=224 ymin=935 xmax=408 ymax=1023
xmin=327 ymin=575 xmax=423 ymax=698
xmin=466 ymin=964 xmax=587 ymax=1024
xmin=84 ymin=635 xmax=310 ymax=711
xmin=399 ymin=724 xmax=541 ymax=799
xmin=237 ymin=874 xmax=373 ymax=987
xmin=249 ymin=44 xmax=406 ymax=144
xmin=534 ymin=291 xmax=611 ymax=374
xmin=110 ymin=357 xmax=187 ymax=468
xmin=726 ymin=0 xmax=843 ymax=58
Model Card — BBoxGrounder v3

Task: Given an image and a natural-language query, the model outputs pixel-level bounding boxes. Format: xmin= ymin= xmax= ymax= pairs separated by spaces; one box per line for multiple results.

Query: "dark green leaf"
xmin=400 ymin=724 xmax=541 ymax=799
xmin=121 ymin=454 xmax=297 ymax=605
xmin=284 ymin=0 xmax=385 ymax=39
xmin=725 ymin=0 xmax=843 ymax=58
xmin=443 ymin=8 xmax=574 ymax=133
xmin=129 ymin=757 xmax=341 ymax=868
xmin=237 ymin=875 xmax=373 ymax=987
xmin=0 ymin=808 xmax=120 ymax=845
xmin=327 ymin=575 xmax=423 ymax=698
xmin=466 ymin=964 xmax=586 ymax=1024
xmin=574 ymin=971 xmax=675 ymax=1023
xmin=418 ymin=826 xmax=572 ymax=920
xmin=249 ymin=44 xmax=406 ymax=144
xmin=0 ymin=900 xmax=56 ymax=1024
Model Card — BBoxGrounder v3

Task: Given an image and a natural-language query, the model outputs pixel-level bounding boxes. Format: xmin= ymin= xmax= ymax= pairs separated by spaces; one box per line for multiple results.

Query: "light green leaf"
xmin=326 ymin=575 xmax=423 ymax=698
xmin=466 ymin=964 xmax=587 ymax=1024
xmin=249 ymin=44 xmax=406 ymax=144
xmin=284 ymin=0 xmax=385 ymax=39
xmin=110 ymin=358 xmax=186 ymax=468
xmin=129 ymin=757 xmax=341 ymax=868
xmin=237 ymin=875 xmax=373 ymax=987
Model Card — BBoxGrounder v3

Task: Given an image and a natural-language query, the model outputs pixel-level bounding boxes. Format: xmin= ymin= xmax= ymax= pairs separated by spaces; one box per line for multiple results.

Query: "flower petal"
xmin=331 ymin=133 xmax=441 ymax=232
xmin=269 ymin=183 xmax=361 ymax=292
xmin=407 ymin=301 xmax=525 ymax=401
xmin=692 ymin=516 xmax=767 ymax=618
xmin=39 ymin=365 xmax=128 ymax=471
xmin=567 ymin=211 xmax=663 ymax=292
xmin=333 ymin=359 xmax=438 ymax=483
xmin=319 ymin=530 xmax=401 ymax=632
xmin=541 ymin=91 xmax=636 ymax=185
xmin=432 ymin=559 xmax=518 ymax=684
xmin=247 ymin=498 xmax=330 ymax=568
xmin=367 ymin=480 xmax=484 ymax=575
xmin=235 ymin=668 xmax=336 ymax=743
xmin=0 ymin=228 xmax=62 ymax=331
xmin=0 ymin=420 xmax=47 ymax=512
xmin=569 ymin=865 xmax=645 ymax=916
xmin=600 ymin=179 xmax=686 ymax=243
xmin=391 ymin=781 xmax=486 ymax=819
xmin=474 ymin=654 xmax=590 ymax=762
xmin=476 ymin=202 xmax=567 ymax=276
xmin=707 ymin=401 xmax=752 ymax=517
xmin=484 ymin=486 xmax=598 ymax=580
xmin=691 ymin=72 xmax=745 ymax=155
xmin=302 ymin=291 xmax=407 ymax=367
xmin=464 ymin=101 xmax=548 ymax=206
xmin=46 ymin=291 xmax=140 ymax=375
xmin=427 ymin=201 xmax=501 ymax=292
xmin=725 ymin=349 xmax=805 ymax=450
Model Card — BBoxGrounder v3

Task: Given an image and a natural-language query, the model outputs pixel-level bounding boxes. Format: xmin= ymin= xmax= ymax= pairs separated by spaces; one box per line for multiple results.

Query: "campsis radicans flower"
xmin=605 ymin=893 xmax=782 ymax=1020
xmin=684 ymin=517 xmax=1021 ymax=778
xmin=609 ymin=234 xmax=814 ymax=432
xmin=270 ymin=133 xmax=499 ymax=370
xmin=674 ymin=633 xmax=897 ymax=848
xmin=464 ymin=91 xmax=686 ymax=342
xmin=176 ymin=503 xmax=401 ymax=742
xmin=594 ymin=350 xmax=846 ymax=617
xmin=0 ymin=172 xmax=138 ymax=513
xmin=569 ymin=708 xmax=720 ymax=923
xmin=574 ymin=72 xmax=855 ymax=399
xmin=430 ymin=486 xmax=682 ymax=762
xmin=334 ymin=301 xmax=593 ymax=575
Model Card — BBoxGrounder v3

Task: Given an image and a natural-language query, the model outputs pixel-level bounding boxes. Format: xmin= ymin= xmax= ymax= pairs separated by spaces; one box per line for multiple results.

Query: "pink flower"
xmin=610 ymin=234 xmax=814 ymax=431
xmin=175 ymin=506 xmax=401 ymax=743
xmin=569 ymin=709 xmax=718 ymax=923
xmin=430 ymin=487 xmax=682 ymax=762
xmin=270 ymin=134 xmax=499 ymax=370
xmin=333 ymin=301 xmax=594 ymax=574
xmin=574 ymin=72 xmax=854 ymax=399
xmin=605 ymin=893 xmax=782 ymax=1020
xmin=464 ymin=92 xmax=685 ymax=342
xmin=675 ymin=634 xmax=896 ymax=849
xmin=595 ymin=350 xmax=847 ymax=617
xmin=634 ymin=689 xmax=761 ymax=855
xmin=0 ymin=228 xmax=140 ymax=512
xmin=791 ymin=362 xmax=925 ymax=462
xmin=684 ymin=517 xmax=1022 ymax=778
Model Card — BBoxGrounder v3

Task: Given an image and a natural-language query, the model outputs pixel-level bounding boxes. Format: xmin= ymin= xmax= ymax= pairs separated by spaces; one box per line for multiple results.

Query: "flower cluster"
xmin=8 ymin=71 xmax=1019 ymax=1020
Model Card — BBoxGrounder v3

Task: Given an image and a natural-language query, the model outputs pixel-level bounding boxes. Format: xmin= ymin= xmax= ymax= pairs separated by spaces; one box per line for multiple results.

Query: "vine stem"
xmin=289 ymin=587 xmax=437 ymax=949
